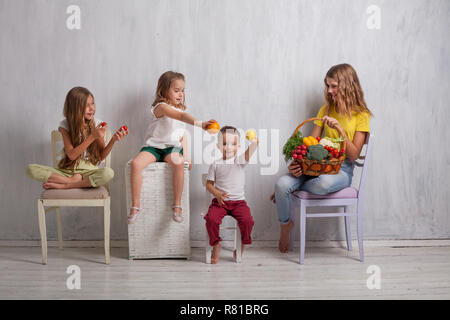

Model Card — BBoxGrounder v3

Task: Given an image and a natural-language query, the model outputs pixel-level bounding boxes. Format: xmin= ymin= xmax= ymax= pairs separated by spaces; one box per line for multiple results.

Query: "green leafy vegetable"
xmin=282 ymin=131 xmax=303 ymax=162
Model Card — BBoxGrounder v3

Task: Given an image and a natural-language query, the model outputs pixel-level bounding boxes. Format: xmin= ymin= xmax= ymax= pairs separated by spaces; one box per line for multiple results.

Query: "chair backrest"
xmin=51 ymin=129 xmax=112 ymax=168
xmin=353 ymin=132 xmax=373 ymax=202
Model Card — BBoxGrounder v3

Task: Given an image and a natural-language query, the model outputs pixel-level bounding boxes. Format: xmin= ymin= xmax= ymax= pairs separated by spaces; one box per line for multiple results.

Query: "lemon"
xmin=246 ymin=129 xmax=256 ymax=141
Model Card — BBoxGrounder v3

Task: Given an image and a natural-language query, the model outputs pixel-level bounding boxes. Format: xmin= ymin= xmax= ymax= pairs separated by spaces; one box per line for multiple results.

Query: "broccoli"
xmin=306 ymin=144 xmax=329 ymax=161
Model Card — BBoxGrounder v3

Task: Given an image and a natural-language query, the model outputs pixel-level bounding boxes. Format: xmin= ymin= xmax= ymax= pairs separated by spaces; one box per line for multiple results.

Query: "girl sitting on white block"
xmin=128 ymin=71 xmax=216 ymax=224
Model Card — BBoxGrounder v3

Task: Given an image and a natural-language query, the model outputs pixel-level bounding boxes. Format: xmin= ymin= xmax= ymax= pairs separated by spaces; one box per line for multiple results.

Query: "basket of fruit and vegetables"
xmin=282 ymin=117 xmax=346 ymax=176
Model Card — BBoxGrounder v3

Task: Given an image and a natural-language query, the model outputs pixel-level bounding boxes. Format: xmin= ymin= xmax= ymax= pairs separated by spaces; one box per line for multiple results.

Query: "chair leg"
xmin=357 ymin=206 xmax=364 ymax=262
xmin=104 ymin=198 xmax=111 ymax=265
xmin=56 ymin=207 xmax=63 ymax=250
xmin=235 ymin=222 xmax=242 ymax=263
xmin=37 ymin=200 xmax=47 ymax=265
xmin=289 ymin=199 xmax=296 ymax=252
xmin=299 ymin=203 xmax=306 ymax=265
xmin=205 ymin=225 xmax=211 ymax=264
xmin=344 ymin=206 xmax=352 ymax=251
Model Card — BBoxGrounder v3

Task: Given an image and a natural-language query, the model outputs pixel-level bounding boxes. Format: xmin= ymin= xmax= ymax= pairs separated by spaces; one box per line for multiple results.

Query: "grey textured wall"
xmin=1 ymin=0 xmax=449 ymax=242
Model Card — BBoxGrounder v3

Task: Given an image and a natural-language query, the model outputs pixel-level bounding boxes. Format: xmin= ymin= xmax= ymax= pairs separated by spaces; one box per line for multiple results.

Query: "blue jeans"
xmin=274 ymin=159 xmax=355 ymax=224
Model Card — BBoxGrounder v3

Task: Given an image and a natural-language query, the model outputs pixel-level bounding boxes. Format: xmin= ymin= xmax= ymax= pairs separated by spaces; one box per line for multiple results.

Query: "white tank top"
xmin=143 ymin=102 xmax=186 ymax=149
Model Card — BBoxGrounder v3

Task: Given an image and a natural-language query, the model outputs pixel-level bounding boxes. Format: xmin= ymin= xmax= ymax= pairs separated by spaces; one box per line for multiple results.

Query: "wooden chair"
xmin=201 ymin=174 xmax=242 ymax=263
xmin=290 ymin=133 xmax=373 ymax=264
xmin=37 ymin=130 xmax=112 ymax=265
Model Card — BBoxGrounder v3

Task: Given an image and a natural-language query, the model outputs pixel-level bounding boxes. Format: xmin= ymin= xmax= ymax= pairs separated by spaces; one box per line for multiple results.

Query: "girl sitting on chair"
xmin=26 ymin=86 xmax=127 ymax=189
xmin=270 ymin=64 xmax=374 ymax=253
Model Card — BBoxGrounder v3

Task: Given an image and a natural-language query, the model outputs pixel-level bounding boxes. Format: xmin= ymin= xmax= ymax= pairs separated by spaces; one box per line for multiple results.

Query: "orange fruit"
xmin=207 ymin=122 xmax=220 ymax=134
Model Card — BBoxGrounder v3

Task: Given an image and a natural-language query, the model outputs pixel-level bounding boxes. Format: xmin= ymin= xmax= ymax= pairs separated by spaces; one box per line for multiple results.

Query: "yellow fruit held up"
xmin=246 ymin=129 xmax=257 ymax=141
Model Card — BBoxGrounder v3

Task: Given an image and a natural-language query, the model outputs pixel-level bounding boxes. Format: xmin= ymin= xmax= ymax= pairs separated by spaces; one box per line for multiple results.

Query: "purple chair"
xmin=289 ymin=133 xmax=373 ymax=264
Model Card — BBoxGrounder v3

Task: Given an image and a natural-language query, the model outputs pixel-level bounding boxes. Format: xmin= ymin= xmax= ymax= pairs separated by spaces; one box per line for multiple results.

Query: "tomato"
xmin=301 ymin=150 xmax=306 ymax=155
xmin=121 ymin=125 xmax=128 ymax=131
xmin=293 ymin=154 xmax=298 ymax=159
xmin=316 ymin=136 xmax=321 ymax=142
xmin=298 ymin=155 xmax=303 ymax=160
xmin=100 ymin=122 xmax=107 ymax=127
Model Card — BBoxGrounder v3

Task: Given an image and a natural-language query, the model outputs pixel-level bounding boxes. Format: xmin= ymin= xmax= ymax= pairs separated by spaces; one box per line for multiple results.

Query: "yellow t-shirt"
xmin=313 ymin=104 xmax=370 ymax=141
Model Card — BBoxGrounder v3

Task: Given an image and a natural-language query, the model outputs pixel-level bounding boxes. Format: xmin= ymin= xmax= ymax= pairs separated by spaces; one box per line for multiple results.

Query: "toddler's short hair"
xmin=217 ymin=126 xmax=240 ymax=144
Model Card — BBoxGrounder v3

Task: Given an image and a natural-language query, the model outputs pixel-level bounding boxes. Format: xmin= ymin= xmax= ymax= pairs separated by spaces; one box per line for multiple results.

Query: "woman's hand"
xmin=92 ymin=124 xmax=107 ymax=140
xmin=202 ymin=119 xmax=218 ymax=131
xmin=112 ymin=127 xmax=128 ymax=142
xmin=288 ymin=162 xmax=302 ymax=177
xmin=322 ymin=116 xmax=343 ymax=133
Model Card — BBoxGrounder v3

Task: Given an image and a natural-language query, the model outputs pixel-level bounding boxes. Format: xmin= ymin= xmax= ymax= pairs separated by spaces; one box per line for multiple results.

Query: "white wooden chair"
xmin=37 ymin=130 xmax=112 ymax=265
xmin=201 ymin=174 xmax=242 ymax=264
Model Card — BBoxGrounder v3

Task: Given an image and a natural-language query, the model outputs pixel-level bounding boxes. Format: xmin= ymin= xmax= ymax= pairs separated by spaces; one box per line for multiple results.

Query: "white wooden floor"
xmin=1 ymin=241 xmax=449 ymax=300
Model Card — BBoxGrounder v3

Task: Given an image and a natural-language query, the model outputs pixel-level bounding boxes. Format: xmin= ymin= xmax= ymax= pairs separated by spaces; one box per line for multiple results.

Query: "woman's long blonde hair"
xmin=152 ymin=71 xmax=186 ymax=110
xmin=324 ymin=64 xmax=373 ymax=117
xmin=58 ymin=87 xmax=103 ymax=169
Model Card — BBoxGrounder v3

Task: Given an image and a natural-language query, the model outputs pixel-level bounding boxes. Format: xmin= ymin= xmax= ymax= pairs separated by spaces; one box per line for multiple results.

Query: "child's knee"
xmin=102 ymin=167 xmax=114 ymax=183
xmin=92 ymin=167 xmax=114 ymax=186
xmin=26 ymin=164 xmax=44 ymax=181
xmin=131 ymin=158 xmax=145 ymax=171
xmin=204 ymin=213 xmax=221 ymax=227
xmin=168 ymin=154 xmax=185 ymax=168
xmin=25 ymin=164 xmax=36 ymax=179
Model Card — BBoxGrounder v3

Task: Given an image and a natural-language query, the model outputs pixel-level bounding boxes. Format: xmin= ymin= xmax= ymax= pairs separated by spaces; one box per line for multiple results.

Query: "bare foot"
xmin=279 ymin=221 xmax=294 ymax=253
xmin=43 ymin=182 xmax=67 ymax=189
xmin=211 ymin=244 xmax=221 ymax=264
xmin=233 ymin=244 xmax=245 ymax=262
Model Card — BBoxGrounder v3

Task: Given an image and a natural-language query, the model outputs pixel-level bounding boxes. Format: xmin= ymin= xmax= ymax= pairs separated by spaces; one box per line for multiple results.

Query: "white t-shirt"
xmin=143 ymin=102 xmax=186 ymax=149
xmin=206 ymin=153 xmax=248 ymax=201
xmin=58 ymin=118 xmax=103 ymax=161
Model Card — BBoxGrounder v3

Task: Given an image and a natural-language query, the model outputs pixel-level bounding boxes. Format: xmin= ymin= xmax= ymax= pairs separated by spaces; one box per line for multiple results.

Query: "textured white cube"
xmin=125 ymin=160 xmax=190 ymax=259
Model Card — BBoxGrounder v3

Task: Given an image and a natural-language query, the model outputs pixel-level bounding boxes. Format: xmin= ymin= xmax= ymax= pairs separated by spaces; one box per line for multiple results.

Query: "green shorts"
xmin=140 ymin=146 xmax=183 ymax=162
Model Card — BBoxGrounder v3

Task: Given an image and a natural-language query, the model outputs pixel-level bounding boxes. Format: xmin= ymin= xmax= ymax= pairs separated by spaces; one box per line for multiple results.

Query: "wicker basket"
xmin=292 ymin=117 xmax=347 ymax=176
xmin=125 ymin=161 xmax=190 ymax=259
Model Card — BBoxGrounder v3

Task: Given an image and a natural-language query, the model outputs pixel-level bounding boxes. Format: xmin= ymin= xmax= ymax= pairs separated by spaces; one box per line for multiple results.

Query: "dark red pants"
xmin=204 ymin=198 xmax=254 ymax=246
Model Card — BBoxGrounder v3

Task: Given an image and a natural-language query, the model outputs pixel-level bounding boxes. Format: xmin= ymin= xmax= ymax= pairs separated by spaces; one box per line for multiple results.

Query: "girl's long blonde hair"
xmin=324 ymin=64 xmax=373 ymax=117
xmin=152 ymin=71 xmax=186 ymax=110
xmin=58 ymin=87 xmax=103 ymax=169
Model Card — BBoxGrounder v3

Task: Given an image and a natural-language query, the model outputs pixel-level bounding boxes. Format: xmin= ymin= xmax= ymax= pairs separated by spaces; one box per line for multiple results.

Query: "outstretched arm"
xmin=244 ymin=137 xmax=259 ymax=162
xmin=153 ymin=103 xmax=216 ymax=130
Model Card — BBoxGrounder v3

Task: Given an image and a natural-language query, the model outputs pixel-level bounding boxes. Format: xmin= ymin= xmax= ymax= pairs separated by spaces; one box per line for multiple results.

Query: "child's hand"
xmin=112 ymin=127 xmax=128 ymax=142
xmin=185 ymin=159 xmax=192 ymax=171
xmin=215 ymin=191 xmax=229 ymax=206
xmin=93 ymin=124 xmax=107 ymax=140
xmin=202 ymin=119 xmax=218 ymax=131
xmin=250 ymin=137 xmax=259 ymax=145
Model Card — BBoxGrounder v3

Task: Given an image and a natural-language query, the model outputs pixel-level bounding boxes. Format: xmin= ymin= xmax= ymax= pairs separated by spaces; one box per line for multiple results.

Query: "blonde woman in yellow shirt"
xmin=272 ymin=64 xmax=374 ymax=253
